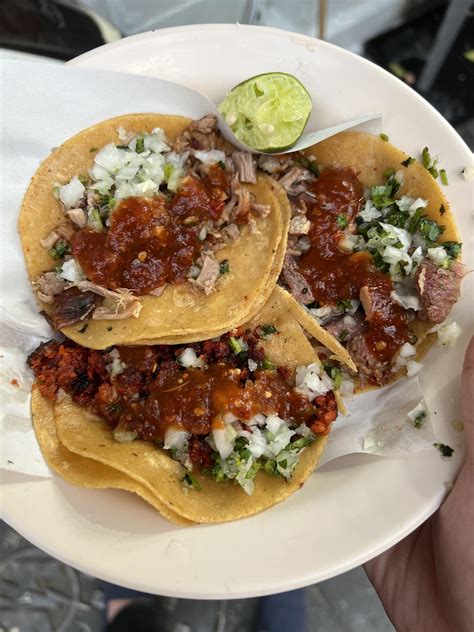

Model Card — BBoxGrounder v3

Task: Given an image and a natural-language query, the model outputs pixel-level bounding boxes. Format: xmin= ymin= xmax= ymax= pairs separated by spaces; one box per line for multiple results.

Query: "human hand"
xmin=364 ymin=337 xmax=474 ymax=632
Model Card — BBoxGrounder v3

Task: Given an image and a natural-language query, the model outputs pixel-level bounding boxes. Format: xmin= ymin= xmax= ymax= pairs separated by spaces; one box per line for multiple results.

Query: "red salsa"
xmin=27 ymin=337 xmax=337 ymax=444
xmin=297 ymin=167 xmax=409 ymax=362
xmin=72 ymin=169 xmax=229 ymax=294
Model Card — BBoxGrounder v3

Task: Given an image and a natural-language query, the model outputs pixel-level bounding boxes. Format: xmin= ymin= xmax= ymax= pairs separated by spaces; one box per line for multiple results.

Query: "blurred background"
xmin=0 ymin=1 xmax=473 ymax=630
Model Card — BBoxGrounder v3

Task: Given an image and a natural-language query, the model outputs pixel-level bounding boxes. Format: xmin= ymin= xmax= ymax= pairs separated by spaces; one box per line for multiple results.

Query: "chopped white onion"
xmin=427 ymin=246 xmax=448 ymax=266
xmin=407 ymin=401 xmax=427 ymax=422
xmin=407 ymin=360 xmax=423 ymax=377
xmin=212 ymin=425 xmax=236 ymax=460
xmin=58 ymin=259 xmax=83 ymax=283
xmin=164 ymin=427 xmax=190 ymax=450
xmin=193 ymin=150 xmax=226 ymax=165
xmin=437 ymin=322 xmax=462 ymax=347
xmin=177 ymin=348 xmax=205 ymax=368
xmin=59 ymin=176 xmax=85 ymax=208
xmin=399 ymin=342 xmax=417 ymax=358
xmin=248 ymin=358 xmax=258 ymax=372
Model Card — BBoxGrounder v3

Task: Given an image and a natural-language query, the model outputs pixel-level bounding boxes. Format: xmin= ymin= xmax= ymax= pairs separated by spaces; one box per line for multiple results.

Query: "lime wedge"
xmin=218 ymin=72 xmax=312 ymax=152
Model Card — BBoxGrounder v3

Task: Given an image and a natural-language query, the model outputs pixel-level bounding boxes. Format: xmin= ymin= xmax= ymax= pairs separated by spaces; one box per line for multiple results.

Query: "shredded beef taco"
xmin=19 ymin=114 xmax=287 ymax=349
xmin=28 ymin=289 xmax=340 ymax=524
xmin=259 ymin=132 xmax=465 ymax=389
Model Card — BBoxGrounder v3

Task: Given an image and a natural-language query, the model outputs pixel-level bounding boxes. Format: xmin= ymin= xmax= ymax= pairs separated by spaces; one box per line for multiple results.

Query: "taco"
xmin=19 ymin=114 xmax=287 ymax=349
xmin=256 ymin=132 xmax=465 ymax=388
xmin=27 ymin=289 xmax=340 ymax=524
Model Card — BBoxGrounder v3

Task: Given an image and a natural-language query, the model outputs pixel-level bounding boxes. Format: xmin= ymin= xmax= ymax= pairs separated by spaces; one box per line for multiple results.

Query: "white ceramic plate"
xmin=2 ymin=25 xmax=472 ymax=599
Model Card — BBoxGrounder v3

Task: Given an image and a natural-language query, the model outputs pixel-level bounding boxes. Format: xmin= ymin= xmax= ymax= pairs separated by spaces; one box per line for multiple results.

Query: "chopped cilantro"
xmin=263 ymin=459 xmax=279 ymax=476
xmin=212 ymin=455 xmax=228 ymax=482
xmin=218 ymin=160 xmax=226 ymax=171
xmin=337 ymin=299 xmax=353 ymax=311
xmin=261 ymin=358 xmax=275 ymax=370
xmin=290 ymin=436 xmax=314 ymax=450
xmin=49 ymin=241 xmax=70 ymax=260
xmin=97 ymin=193 xmax=115 ymax=209
xmin=135 ymin=136 xmax=145 ymax=153
xmin=383 ymin=167 xmax=395 ymax=179
xmin=338 ymin=329 xmax=349 ymax=342
xmin=442 ymin=241 xmax=462 ymax=259
xmin=163 ymin=163 xmax=173 ymax=179
xmin=228 ymin=337 xmax=242 ymax=354
xmin=219 ymin=259 xmax=230 ymax=275
xmin=90 ymin=208 xmax=104 ymax=231
xmin=439 ymin=204 xmax=446 ymax=216
xmin=440 ymin=169 xmax=449 ymax=185
xmin=183 ymin=470 xmax=201 ymax=490
xmin=78 ymin=174 xmax=88 ymax=186
xmin=89 ymin=147 xmax=98 ymax=153
xmin=245 ymin=461 xmax=262 ymax=479
xmin=379 ymin=133 xmax=389 ymax=142
xmin=401 ymin=157 xmax=415 ymax=167
xmin=298 ymin=155 xmax=320 ymax=175
xmin=372 ymin=251 xmax=390 ymax=273
xmin=418 ymin=217 xmax=444 ymax=243
xmin=336 ymin=214 xmax=349 ymax=230
xmin=407 ymin=207 xmax=423 ymax=234
xmin=78 ymin=323 xmax=88 ymax=333
xmin=434 ymin=443 xmax=454 ymax=458
xmin=260 ymin=324 xmax=278 ymax=339
xmin=421 ymin=146 xmax=432 ymax=168
xmin=413 ymin=411 xmax=426 ymax=429
xmin=330 ymin=366 xmax=342 ymax=390
xmin=384 ymin=207 xmax=410 ymax=229
xmin=107 ymin=326 xmax=113 ymax=331
xmin=234 ymin=437 xmax=248 ymax=452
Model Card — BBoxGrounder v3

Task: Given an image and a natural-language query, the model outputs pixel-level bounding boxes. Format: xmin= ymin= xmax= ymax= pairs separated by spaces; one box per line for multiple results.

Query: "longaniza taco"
xmin=28 ymin=289 xmax=340 ymax=524
xmin=19 ymin=114 xmax=288 ymax=349
xmin=257 ymin=132 xmax=465 ymax=388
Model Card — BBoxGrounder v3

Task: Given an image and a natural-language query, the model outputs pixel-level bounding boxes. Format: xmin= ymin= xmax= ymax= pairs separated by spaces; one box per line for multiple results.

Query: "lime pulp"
xmin=217 ymin=72 xmax=312 ymax=152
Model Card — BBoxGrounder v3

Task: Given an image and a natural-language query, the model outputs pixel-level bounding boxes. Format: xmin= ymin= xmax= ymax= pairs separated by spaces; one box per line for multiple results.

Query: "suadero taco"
xmin=27 ymin=289 xmax=340 ymax=524
xmin=260 ymin=132 xmax=465 ymax=387
xmin=19 ymin=114 xmax=289 ymax=349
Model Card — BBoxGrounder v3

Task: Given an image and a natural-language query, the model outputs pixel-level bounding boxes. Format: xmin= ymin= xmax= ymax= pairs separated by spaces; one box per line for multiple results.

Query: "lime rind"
xmin=218 ymin=72 xmax=312 ymax=152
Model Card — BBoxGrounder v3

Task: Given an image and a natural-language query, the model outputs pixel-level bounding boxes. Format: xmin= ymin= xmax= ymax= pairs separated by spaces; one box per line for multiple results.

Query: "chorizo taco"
xmin=27 ymin=289 xmax=340 ymax=524
xmin=257 ymin=132 xmax=465 ymax=388
xmin=19 ymin=114 xmax=287 ymax=350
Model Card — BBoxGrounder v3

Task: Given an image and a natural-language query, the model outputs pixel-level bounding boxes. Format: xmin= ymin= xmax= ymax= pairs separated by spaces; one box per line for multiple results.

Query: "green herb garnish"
xmin=407 ymin=207 xmax=423 ymax=234
xmin=228 ymin=337 xmax=242 ymax=354
xmin=336 ymin=214 xmax=349 ymax=230
xmin=401 ymin=157 xmax=415 ymax=167
xmin=49 ymin=241 xmax=71 ymax=260
xmin=89 ymin=147 xmax=98 ymax=153
xmin=260 ymin=324 xmax=278 ymax=339
xmin=372 ymin=251 xmax=390 ymax=273
xmin=434 ymin=443 xmax=454 ymax=458
xmin=218 ymin=160 xmax=226 ymax=171
xmin=338 ymin=329 xmax=349 ymax=342
xmin=383 ymin=167 xmax=395 ymax=179
xmin=442 ymin=241 xmax=462 ymax=259
xmin=261 ymin=358 xmax=275 ymax=370
xmin=439 ymin=204 xmax=446 ymax=216
xmin=78 ymin=323 xmax=88 ymax=333
xmin=298 ymin=155 xmax=320 ymax=175
xmin=290 ymin=436 xmax=314 ymax=450
xmin=418 ymin=217 xmax=444 ymax=243
xmin=219 ymin=260 xmax=230 ymax=275
xmin=379 ymin=133 xmax=389 ymax=142
xmin=440 ymin=169 xmax=448 ymax=185
xmin=135 ymin=136 xmax=145 ymax=153
xmin=413 ymin=411 xmax=426 ymax=429
xmin=337 ymin=299 xmax=352 ymax=311
xmin=183 ymin=470 xmax=201 ymax=490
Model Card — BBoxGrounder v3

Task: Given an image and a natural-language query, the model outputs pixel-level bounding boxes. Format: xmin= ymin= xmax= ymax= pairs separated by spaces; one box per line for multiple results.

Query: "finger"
xmin=461 ymin=336 xmax=474 ymax=459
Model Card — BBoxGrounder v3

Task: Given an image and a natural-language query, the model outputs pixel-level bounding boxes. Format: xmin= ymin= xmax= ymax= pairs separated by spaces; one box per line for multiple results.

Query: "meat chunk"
xmin=232 ymin=152 xmax=257 ymax=183
xmin=325 ymin=311 xmax=366 ymax=342
xmin=289 ymin=215 xmax=311 ymax=235
xmin=280 ymin=255 xmax=314 ymax=304
xmin=49 ymin=288 xmax=96 ymax=329
xmin=34 ymin=272 xmax=67 ymax=303
xmin=67 ymin=208 xmax=87 ymax=228
xmin=92 ymin=300 xmax=142 ymax=320
xmin=257 ymin=154 xmax=293 ymax=175
xmin=278 ymin=167 xmax=314 ymax=196
xmin=194 ymin=255 xmax=220 ymax=295
xmin=250 ymin=203 xmax=271 ymax=219
xmin=172 ymin=115 xmax=222 ymax=153
xmin=347 ymin=335 xmax=390 ymax=386
xmin=232 ymin=186 xmax=252 ymax=223
xmin=415 ymin=259 xmax=465 ymax=323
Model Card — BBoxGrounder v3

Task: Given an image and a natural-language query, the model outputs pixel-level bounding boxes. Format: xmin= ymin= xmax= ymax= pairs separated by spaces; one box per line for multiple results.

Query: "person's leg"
xmin=255 ymin=589 xmax=307 ymax=632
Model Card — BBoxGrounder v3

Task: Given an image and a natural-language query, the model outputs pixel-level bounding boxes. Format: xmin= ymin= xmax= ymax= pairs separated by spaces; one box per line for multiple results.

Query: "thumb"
xmin=461 ymin=336 xmax=474 ymax=461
